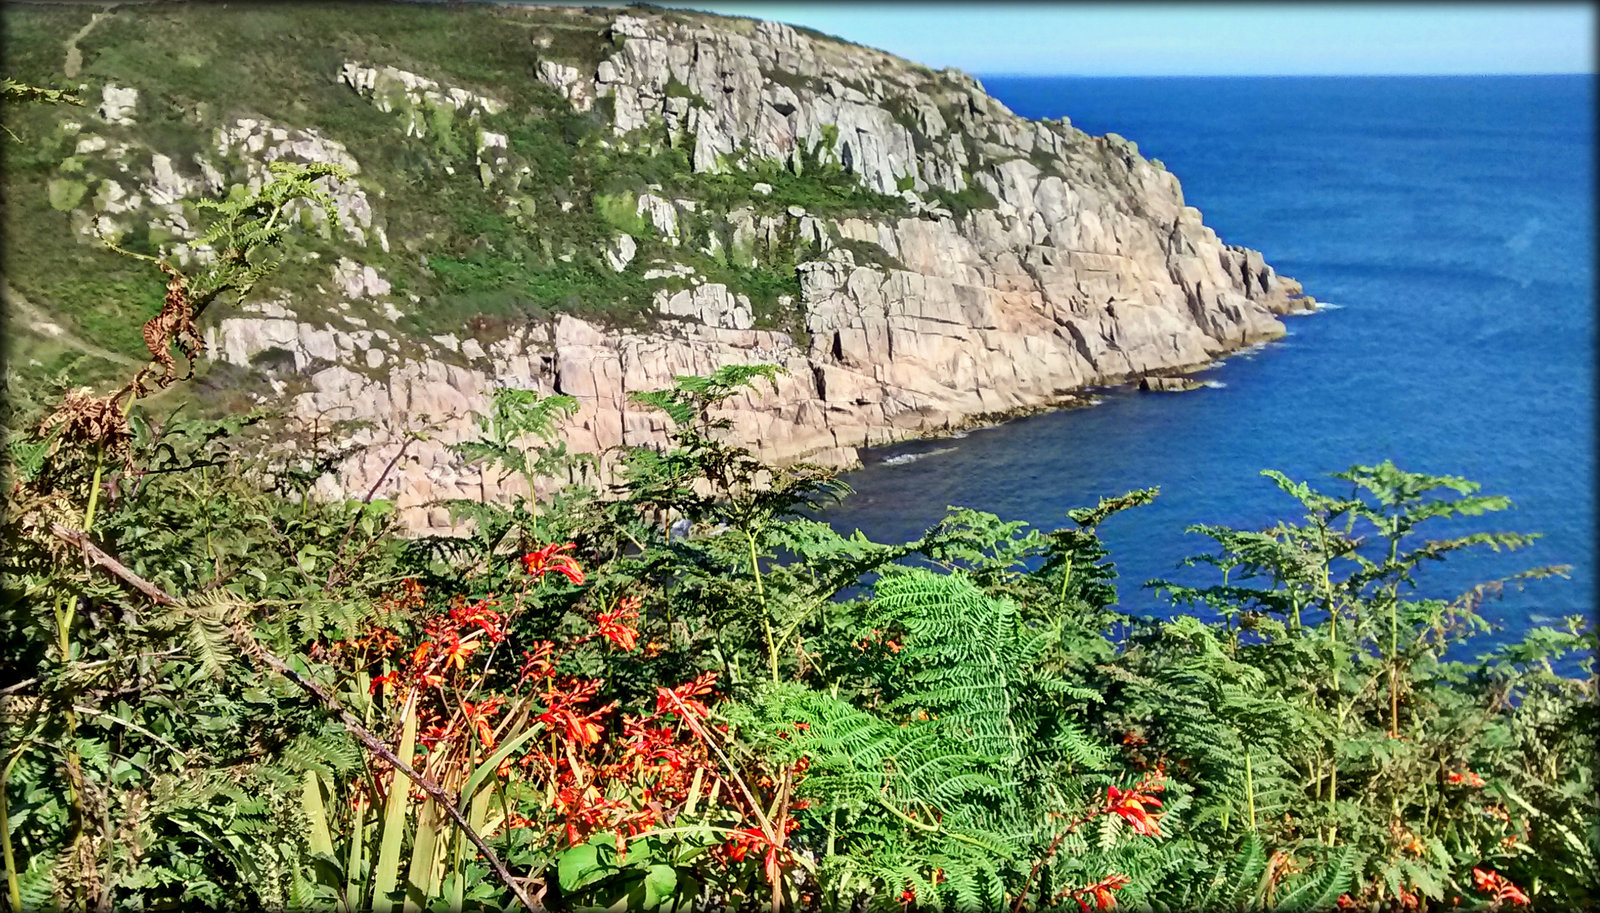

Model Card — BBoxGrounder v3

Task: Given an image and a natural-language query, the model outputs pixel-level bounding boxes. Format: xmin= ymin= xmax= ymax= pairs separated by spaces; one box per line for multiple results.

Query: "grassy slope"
xmin=2 ymin=1 xmax=914 ymax=401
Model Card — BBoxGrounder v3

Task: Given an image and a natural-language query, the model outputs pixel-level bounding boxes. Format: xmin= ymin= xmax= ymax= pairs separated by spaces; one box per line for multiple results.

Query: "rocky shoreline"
xmin=36 ymin=7 xmax=1317 ymax=533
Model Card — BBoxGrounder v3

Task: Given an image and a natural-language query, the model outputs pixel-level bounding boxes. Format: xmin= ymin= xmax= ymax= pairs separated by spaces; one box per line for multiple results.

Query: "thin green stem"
xmin=1245 ymin=750 xmax=1257 ymax=832
xmin=1057 ymin=554 xmax=1073 ymax=604
xmin=1314 ymin=523 xmax=1341 ymax=844
xmin=1385 ymin=536 xmax=1402 ymax=736
xmin=81 ymin=444 xmax=106 ymax=535
xmin=745 ymin=530 xmax=780 ymax=682
xmin=2 ymin=749 xmax=24 ymax=912
xmin=875 ymin=798 xmax=994 ymax=852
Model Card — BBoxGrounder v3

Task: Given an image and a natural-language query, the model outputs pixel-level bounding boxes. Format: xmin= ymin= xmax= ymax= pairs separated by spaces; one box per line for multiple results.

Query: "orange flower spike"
xmin=1067 ymin=874 xmax=1132 ymax=912
xmin=1106 ymin=786 xmax=1164 ymax=837
xmin=656 ymin=671 xmax=718 ymax=719
xmin=1472 ymin=868 xmax=1530 ymax=907
xmin=518 ymin=642 xmax=556 ymax=684
xmin=1498 ymin=881 xmax=1530 ymax=906
xmin=411 ymin=641 xmax=434 ymax=668
xmin=521 ymin=542 xmax=585 ymax=585
xmin=461 ymin=696 xmax=505 ymax=749
xmin=596 ymin=602 xmax=642 ymax=652
xmin=450 ymin=598 xmax=506 ymax=642
xmin=725 ymin=828 xmax=762 ymax=862
xmin=441 ymin=635 xmax=482 ymax=671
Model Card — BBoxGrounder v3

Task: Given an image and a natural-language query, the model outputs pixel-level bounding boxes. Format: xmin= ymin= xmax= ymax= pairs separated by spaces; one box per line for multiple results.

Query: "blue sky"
xmin=658 ymin=4 xmax=1596 ymax=76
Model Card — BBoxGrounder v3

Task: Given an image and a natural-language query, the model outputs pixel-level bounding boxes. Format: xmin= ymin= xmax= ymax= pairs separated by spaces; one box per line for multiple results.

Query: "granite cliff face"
xmin=13 ymin=6 xmax=1312 ymax=532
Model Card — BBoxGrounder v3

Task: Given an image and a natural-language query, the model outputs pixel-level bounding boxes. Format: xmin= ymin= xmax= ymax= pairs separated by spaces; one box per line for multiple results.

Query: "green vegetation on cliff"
xmin=2 ymin=1 xmax=919 ymax=398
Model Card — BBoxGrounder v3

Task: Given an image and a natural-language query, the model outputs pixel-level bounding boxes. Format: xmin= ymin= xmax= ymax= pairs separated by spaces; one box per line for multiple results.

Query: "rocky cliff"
xmin=3 ymin=3 xmax=1312 ymax=532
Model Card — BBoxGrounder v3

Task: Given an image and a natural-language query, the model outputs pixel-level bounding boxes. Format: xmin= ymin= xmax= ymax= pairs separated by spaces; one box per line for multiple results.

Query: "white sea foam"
xmin=1234 ymin=340 xmax=1274 ymax=359
xmin=882 ymin=447 xmax=957 ymax=467
xmin=1203 ymin=380 xmax=1227 ymax=389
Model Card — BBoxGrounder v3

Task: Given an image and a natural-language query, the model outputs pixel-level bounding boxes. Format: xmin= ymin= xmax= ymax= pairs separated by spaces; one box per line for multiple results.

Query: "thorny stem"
xmin=1012 ymin=805 xmax=1110 ymax=913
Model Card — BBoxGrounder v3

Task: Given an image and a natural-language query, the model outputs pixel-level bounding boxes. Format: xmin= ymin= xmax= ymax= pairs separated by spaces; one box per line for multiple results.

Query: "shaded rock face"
xmin=199 ymin=10 xmax=1310 ymax=532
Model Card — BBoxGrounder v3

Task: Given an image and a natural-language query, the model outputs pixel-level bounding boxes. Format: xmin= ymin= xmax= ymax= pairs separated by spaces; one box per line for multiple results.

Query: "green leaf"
xmin=643 ymin=864 xmax=677 ymax=908
xmin=457 ymin=725 xmax=544 ymax=812
xmin=557 ymin=843 xmax=608 ymax=894
xmin=372 ymin=693 xmax=418 ymax=913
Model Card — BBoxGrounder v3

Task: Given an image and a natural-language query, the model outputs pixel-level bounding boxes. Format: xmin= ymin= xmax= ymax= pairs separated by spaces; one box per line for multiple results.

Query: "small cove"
xmin=818 ymin=75 xmax=1596 ymax=649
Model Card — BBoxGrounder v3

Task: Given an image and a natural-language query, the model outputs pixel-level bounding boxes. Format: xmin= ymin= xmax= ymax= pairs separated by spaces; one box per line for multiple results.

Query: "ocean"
xmin=817 ymin=75 xmax=1595 ymax=650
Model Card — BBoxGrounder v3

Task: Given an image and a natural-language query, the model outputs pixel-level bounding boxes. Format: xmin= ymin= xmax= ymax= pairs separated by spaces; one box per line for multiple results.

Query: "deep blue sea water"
xmin=818 ymin=76 xmax=1595 ymax=651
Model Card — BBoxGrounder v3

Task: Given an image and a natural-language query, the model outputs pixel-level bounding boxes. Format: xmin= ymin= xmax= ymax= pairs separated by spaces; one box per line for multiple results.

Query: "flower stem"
xmin=745 ymin=530 xmax=780 ymax=682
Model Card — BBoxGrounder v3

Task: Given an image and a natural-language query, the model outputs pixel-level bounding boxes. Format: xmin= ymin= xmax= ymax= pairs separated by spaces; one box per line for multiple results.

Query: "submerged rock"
xmin=1138 ymin=375 xmax=1205 ymax=393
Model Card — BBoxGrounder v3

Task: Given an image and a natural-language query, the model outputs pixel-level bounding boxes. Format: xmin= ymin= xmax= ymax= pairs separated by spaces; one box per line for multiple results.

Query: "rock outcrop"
xmin=36 ymin=6 xmax=1315 ymax=533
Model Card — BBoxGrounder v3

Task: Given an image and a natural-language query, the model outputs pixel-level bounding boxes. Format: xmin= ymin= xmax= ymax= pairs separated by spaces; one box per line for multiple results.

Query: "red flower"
xmin=521 ymin=543 xmax=585 ymax=585
xmin=461 ymin=696 xmax=506 ymax=749
xmin=1472 ymin=868 xmax=1530 ymax=906
xmin=518 ymin=642 xmax=555 ymax=685
xmin=724 ymin=827 xmax=788 ymax=886
xmin=1106 ymin=785 xmax=1163 ymax=837
xmin=1447 ymin=768 xmax=1486 ymax=788
xmin=411 ymin=642 xmax=434 ymax=667
xmin=369 ymin=670 xmax=400 ymax=695
xmin=657 ymin=671 xmax=718 ymax=720
xmin=450 ymin=598 xmax=505 ymax=642
xmin=726 ymin=827 xmax=765 ymax=862
xmin=1068 ymin=873 xmax=1132 ymax=912
xmin=596 ymin=600 xmax=641 ymax=652
xmin=539 ymin=679 xmax=613 ymax=747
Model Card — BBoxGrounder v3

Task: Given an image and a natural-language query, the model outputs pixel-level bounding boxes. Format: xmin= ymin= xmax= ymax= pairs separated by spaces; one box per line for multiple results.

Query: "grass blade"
xmin=372 ymin=691 xmax=418 ymax=913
